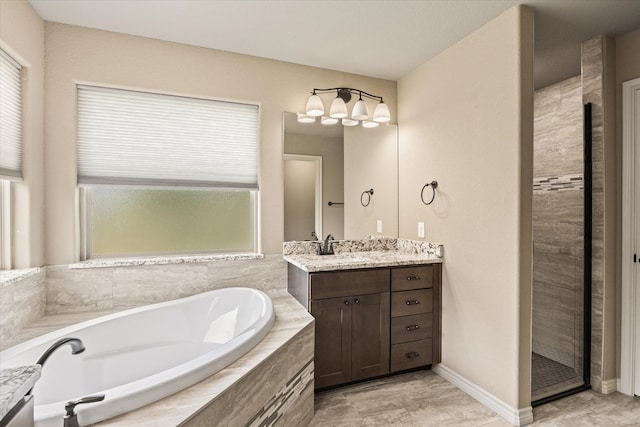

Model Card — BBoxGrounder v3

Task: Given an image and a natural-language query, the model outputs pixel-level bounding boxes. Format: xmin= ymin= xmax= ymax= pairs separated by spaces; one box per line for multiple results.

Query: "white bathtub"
xmin=0 ymin=287 xmax=275 ymax=427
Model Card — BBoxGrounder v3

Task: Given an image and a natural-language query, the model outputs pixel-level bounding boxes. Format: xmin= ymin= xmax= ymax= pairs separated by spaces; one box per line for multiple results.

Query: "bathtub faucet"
xmin=64 ymin=394 xmax=105 ymax=427
xmin=35 ymin=337 xmax=86 ymax=366
xmin=26 ymin=337 xmax=86 ymax=395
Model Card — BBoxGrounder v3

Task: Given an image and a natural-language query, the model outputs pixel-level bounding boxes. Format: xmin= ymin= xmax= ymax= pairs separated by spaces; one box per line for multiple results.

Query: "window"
xmin=77 ymin=85 xmax=259 ymax=258
xmin=0 ymin=49 xmax=23 ymax=269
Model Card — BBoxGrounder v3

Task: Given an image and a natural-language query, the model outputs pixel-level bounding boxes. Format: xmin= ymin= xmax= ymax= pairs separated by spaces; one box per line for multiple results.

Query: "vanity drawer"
xmin=391 ymin=313 xmax=432 ymax=344
xmin=391 ymin=265 xmax=434 ymax=291
xmin=310 ymin=269 xmax=389 ymax=300
xmin=391 ymin=289 xmax=432 ymax=317
xmin=391 ymin=339 xmax=432 ymax=372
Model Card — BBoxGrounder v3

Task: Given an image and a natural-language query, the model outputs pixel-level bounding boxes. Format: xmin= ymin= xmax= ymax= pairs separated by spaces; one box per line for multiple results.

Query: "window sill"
xmin=68 ymin=253 xmax=264 ymax=269
xmin=0 ymin=268 xmax=41 ymax=288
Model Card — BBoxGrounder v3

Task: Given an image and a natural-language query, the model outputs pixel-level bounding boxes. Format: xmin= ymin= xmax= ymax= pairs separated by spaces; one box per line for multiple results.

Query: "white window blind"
xmin=77 ymin=85 xmax=259 ymax=189
xmin=0 ymin=49 xmax=23 ymax=181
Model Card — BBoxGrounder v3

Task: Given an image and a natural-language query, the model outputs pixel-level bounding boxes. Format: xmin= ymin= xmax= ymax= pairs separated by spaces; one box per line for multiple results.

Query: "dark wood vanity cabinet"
xmin=390 ymin=265 xmax=441 ymax=372
xmin=311 ymin=292 xmax=390 ymax=388
xmin=287 ymin=262 xmax=441 ymax=390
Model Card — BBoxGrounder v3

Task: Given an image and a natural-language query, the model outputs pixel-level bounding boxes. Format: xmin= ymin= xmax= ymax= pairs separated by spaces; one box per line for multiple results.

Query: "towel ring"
xmin=361 ymin=188 xmax=374 ymax=207
xmin=420 ymin=181 xmax=438 ymax=205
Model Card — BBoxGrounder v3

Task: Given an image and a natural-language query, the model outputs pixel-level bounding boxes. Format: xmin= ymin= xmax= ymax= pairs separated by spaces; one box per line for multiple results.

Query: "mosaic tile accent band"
xmin=247 ymin=359 xmax=314 ymax=427
xmin=533 ymin=173 xmax=584 ymax=193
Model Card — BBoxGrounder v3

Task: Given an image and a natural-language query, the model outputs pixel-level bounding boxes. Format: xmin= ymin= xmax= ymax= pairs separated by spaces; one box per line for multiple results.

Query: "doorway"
xmin=620 ymin=77 xmax=640 ymax=397
xmin=283 ymin=154 xmax=322 ymax=241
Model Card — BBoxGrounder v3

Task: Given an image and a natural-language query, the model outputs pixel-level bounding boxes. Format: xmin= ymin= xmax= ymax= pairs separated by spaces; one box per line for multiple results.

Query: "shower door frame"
xmin=531 ymin=102 xmax=593 ymax=407
xmin=620 ymin=77 xmax=640 ymax=397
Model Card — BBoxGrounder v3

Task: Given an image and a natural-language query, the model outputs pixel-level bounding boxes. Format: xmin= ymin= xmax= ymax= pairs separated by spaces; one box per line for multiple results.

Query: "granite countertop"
xmin=284 ymin=250 xmax=443 ymax=273
xmin=0 ymin=365 xmax=40 ymax=421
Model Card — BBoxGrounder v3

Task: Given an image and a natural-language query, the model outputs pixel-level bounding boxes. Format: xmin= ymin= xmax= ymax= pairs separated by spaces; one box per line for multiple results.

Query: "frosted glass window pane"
xmin=90 ymin=188 xmax=253 ymax=256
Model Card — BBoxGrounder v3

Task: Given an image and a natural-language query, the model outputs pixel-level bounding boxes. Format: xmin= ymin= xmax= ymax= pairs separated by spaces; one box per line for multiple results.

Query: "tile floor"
xmin=310 ymin=370 xmax=640 ymax=426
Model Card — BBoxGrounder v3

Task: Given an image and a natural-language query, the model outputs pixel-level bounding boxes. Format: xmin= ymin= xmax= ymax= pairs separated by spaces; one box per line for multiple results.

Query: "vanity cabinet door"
xmin=311 ymin=291 xmax=390 ymax=389
xmin=311 ymin=297 xmax=352 ymax=389
xmin=351 ymin=292 xmax=390 ymax=381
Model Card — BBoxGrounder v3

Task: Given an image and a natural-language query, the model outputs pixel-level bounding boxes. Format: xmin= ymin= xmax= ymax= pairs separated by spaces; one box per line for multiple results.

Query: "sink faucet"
xmin=322 ymin=234 xmax=335 ymax=255
xmin=27 ymin=337 xmax=86 ymax=395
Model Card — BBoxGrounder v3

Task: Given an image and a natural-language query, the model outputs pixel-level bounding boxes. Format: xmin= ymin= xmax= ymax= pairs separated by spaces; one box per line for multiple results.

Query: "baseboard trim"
xmin=600 ymin=378 xmax=618 ymax=394
xmin=433 ymin=364 xmax=533 ymax=426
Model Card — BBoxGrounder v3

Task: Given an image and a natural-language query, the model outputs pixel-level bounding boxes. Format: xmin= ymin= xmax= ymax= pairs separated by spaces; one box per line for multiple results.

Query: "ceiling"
xmin=28 ymin=0 xmax=640 ymax=88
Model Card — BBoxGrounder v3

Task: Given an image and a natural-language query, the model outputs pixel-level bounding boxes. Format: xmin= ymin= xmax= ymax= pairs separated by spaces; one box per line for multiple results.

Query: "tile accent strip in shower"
xmin=533 ymin=173 xmax=584 ymax=193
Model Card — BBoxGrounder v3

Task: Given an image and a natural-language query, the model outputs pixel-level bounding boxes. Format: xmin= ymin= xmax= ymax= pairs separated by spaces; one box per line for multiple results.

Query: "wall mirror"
xmin=283 ymin=111 xmax=398 ymax=241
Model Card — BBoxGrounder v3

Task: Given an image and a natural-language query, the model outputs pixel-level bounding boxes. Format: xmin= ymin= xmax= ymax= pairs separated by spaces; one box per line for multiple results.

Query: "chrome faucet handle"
xmin=64 ymin=394 xmax=105 ymax=427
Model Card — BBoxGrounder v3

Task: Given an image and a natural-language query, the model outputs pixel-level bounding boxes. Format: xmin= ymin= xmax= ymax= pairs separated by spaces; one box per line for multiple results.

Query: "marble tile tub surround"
xmin=1 ymin=293 xmax=315 ymax=427
xmin=45 ymin=254 xmax=288 ymax=315
xmin=0 ymin=269 xmax=46 ymax=346
xmin=0 ymin=365 xmax=40 ymax=421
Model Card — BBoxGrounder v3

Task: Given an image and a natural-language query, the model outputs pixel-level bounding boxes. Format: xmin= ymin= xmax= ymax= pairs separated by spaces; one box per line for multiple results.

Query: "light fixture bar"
xmin=310 ymin=87 xmax=385 ymax=104
xmin=303 ymin=87 xmax=391 ymax=126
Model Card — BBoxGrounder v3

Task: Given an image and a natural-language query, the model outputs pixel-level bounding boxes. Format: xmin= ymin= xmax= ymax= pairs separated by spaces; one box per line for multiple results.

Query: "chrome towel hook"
xmin=421 ymin=181 xmax=438 ymax=205
xmin=361 ymin=188 xmax=374 ymax=207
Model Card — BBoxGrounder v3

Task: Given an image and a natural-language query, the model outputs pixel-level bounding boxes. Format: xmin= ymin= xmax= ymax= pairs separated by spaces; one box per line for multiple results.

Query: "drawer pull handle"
xmin=354 ymin=298 xmax=360 ymax=304
xmin=407 ymin=276 xmax=421 ymax=281
xmin=405 ymin=351 xmax=420 ymax=359
xmin=405 ymin=324 xmax=420 ymax=331
xmin=344 ymin=300 xmax=350 ymax=306
xmin=406 ymin=300 xmax=420 ymax=305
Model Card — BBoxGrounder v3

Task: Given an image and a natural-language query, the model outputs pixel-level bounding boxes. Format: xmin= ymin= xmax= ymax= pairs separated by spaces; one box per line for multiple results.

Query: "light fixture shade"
xmin=341 ymin=118 xmax=359 ymax=127
xmin=373 ymin=102 xmax=391 ymax=123
xmin=351 ymin=99 xmax=369 ymax=120
xmin=305 ymin=94 xmax=324 ymax=116
xmin=297 ymin=113 xmax=315 ymax=123
xmin=329 ymin=97 xmax=348 ymax=118
xmin=321 ymin=116 xmax=339 ymax=125
xmin=362 ymin=120 xmax=379 ymax=128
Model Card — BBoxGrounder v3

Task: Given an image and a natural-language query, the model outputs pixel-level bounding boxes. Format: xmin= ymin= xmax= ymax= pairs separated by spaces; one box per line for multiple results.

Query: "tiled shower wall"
xmin=532 ymin=76 xmax=585 ymax=368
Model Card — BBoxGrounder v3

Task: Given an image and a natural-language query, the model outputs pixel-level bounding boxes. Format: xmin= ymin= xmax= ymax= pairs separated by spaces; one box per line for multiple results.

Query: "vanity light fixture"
xmin=303 ymin=87 xmax=391 ymax=126
xmin=296 ymin=113 xmax=315 ymax=123
xmin=341 ymin=118 xmax=359 ymax=127
xmin=321 ymin=116 xmax=339 ymax=125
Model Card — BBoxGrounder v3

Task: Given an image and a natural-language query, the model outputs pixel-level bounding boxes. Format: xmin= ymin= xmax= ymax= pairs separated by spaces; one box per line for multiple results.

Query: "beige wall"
xmin=42 ymin=22 xmax=396 ymax=264
xmin=0 ymin=0 xmax=45 ymax=268
xmin=615 ymin=27 xmax=640 ymax=378
xmin=398 ymin=5 xmax=534 ymax=410
xmin=344 ymin=124 xmax=398 ymax=239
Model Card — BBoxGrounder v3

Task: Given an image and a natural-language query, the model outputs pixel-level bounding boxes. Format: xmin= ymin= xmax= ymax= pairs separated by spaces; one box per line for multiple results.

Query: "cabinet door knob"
xmin=354 ymin=298 xmax=360 ymax=304
xmin=405 ymin=300 xmax=420 ymax=305
xmin=405 ymin=324 xmax=420 ymax=331
xmin=405 ymin=352 xmax=420 ymax=359
xmin=344 ymin=300 xmax=350 ymax=305
xmin=407 ymin=276 xmax=421 ymax=281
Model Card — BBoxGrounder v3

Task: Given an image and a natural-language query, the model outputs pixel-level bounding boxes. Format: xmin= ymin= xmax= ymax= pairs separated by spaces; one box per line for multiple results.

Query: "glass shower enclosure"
xmin=531 ymin=75 xmax=591 ymax=404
